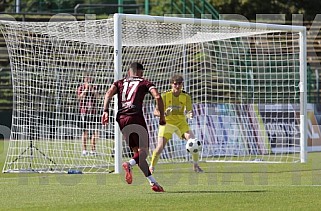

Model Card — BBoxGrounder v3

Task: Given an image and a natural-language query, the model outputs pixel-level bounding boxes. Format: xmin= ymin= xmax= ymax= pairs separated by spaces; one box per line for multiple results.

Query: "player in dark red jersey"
xmin=102 ymin=62 xmax=166 ymax=192
xmin=77 ymin=72 xmax=99 ymax=156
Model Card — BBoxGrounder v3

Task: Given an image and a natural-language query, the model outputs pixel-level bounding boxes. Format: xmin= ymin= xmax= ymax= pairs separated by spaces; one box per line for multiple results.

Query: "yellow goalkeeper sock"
xmin=192 ymin=153 xmax=199 ymax=162
xmin=151 ymin=151 xmax=160 ymax=167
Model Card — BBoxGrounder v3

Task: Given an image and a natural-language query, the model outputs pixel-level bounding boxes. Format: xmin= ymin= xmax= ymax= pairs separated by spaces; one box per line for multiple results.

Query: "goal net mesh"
xmin=0 ymin=15 xmax=304 ymax=173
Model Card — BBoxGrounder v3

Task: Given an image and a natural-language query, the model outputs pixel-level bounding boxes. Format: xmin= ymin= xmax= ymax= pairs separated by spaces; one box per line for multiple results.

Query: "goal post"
xmin=299 ymin=30 xmax=308 ymax=163
xmin=113 ymin=13 xmax=123 ymax=174
xmin=0 ymin=13 xmax=307 ymax=173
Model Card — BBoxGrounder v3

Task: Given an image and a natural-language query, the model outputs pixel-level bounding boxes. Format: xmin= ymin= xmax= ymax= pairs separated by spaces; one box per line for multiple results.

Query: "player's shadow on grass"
xmin=166 ymin=190 xmax=267 ymax=194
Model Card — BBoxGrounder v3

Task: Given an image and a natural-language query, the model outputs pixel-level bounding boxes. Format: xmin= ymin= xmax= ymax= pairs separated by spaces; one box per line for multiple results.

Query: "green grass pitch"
xmin=1 ymin=140 xmax=321 ymax=210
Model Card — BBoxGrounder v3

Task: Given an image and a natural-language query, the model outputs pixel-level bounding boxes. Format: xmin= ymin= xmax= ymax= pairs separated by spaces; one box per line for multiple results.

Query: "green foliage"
xmin=3 ymin=0 xmax=119 ymax=14
xmin=3 ymin=0 xmax=80 ymax=13
xmin=2 ymin=0 xmax=321 ymax=21
xmin=209 ymin=0 xmax=321 ymax=21
xmin=149 ymin=0 xmax=172 ymax=16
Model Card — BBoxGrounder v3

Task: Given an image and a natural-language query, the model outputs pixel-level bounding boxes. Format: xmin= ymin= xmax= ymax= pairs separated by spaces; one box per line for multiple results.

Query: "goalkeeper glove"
xmin=185 ymin=111 xmax=193 ymax=119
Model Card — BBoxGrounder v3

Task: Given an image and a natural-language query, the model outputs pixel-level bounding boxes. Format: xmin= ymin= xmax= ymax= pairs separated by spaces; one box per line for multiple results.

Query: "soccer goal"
xmin=0 ymin=14 xmax=307 ymax=173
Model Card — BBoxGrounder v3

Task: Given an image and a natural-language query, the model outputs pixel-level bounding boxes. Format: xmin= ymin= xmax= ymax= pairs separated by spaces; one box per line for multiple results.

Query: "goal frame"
xmin=0 ymin=13 xmax=307 ymax=174
xmin=113 ymin=14 xmax=307 ymax=173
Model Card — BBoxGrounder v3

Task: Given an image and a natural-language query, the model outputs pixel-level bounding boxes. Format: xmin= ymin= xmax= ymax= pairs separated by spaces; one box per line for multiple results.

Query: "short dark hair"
xmin=170 ymin=74 xmax=184 ymax=83
xmin=129 ymin=62 xmax=144 ymax=73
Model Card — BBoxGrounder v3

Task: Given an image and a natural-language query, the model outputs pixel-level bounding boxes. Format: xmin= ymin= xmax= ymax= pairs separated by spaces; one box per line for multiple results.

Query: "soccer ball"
xmin=186 ymin=139 xmax=201 ymax=154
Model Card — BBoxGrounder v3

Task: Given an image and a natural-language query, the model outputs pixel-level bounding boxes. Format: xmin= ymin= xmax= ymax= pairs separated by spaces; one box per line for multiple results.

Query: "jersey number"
xmin=122 ymin=81 xmax=139 ymax=101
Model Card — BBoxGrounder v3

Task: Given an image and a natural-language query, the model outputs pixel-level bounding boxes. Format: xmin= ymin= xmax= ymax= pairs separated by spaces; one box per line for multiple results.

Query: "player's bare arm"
xmin=150 ymin=88 xmax=166 ymax=125
xmin=77 ymin=86 xmax=87 ymax=100
xmin=93 ymin=85 xmax=99 ymax=99
xmin=102 ymin=84 xmax=117 ymax=125
xmin=153 ymin=105 xmax=160 ymax=117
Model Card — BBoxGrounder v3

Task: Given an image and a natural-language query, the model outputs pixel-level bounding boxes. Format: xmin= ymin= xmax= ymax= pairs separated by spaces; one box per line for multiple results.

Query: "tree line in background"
xmin=149 ymin=0 xmax=321 ymax=22
xmin=209 ymin=0 xmax=321 ymax=22
xmin=0 ymin=0 xmax=120 ymax=14
xmin=0 ymin=0 xmax=320 ymax=21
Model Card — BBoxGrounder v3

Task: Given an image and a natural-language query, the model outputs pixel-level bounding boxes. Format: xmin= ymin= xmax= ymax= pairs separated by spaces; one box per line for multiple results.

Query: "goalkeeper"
xmin=150 ymin=74 xmax=203 ymax=173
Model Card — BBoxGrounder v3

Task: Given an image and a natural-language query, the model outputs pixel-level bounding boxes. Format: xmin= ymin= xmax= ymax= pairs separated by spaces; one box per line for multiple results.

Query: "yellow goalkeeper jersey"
xmin=162 ymin=89 xmax=192 ymax=122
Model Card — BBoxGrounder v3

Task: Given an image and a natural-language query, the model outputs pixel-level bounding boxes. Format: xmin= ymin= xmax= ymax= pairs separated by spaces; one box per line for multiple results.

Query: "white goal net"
xmin=0 ymin=14 xmax=307 ymax=173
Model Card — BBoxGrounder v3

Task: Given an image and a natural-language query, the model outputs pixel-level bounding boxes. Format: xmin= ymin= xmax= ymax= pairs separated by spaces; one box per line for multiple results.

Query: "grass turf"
xmin=1 ymin=140 xmax=321 ymax=210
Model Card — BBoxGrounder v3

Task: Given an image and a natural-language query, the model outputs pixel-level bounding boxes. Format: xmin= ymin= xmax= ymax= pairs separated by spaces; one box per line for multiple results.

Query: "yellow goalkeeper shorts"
xmin=158 ymin=120 xmax=190 ymax=141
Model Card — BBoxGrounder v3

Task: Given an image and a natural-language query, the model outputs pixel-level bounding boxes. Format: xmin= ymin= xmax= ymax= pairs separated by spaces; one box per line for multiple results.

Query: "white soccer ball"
xmin=186 ymin=138 xmax=201 ymax=154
